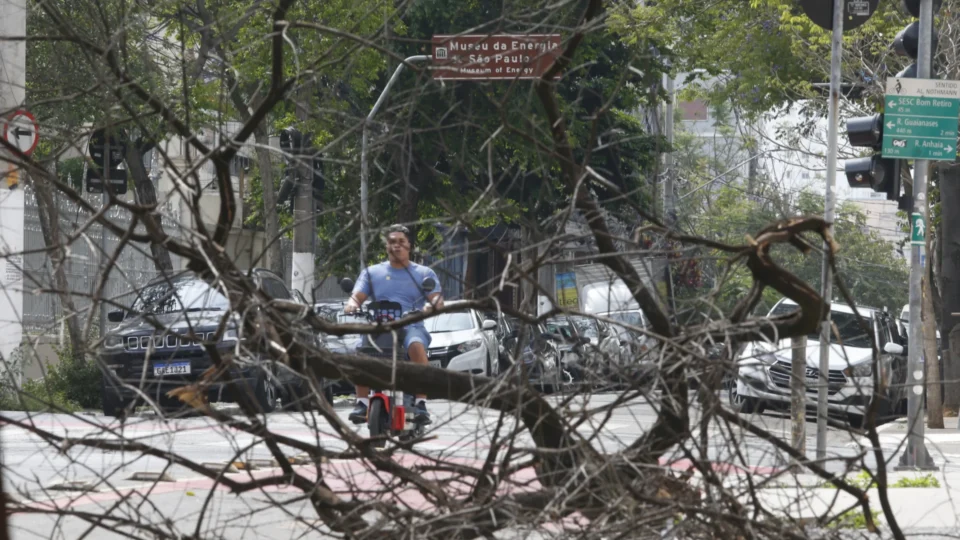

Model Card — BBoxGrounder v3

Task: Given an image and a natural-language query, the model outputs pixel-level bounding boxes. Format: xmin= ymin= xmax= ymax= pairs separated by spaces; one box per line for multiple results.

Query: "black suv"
xmin=99 ymin=269 xmax=324 ymax=417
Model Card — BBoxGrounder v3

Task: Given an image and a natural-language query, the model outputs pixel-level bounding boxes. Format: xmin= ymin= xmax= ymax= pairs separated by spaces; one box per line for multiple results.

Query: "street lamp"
xmin=359 ymin=55 xmax=431 ymax=268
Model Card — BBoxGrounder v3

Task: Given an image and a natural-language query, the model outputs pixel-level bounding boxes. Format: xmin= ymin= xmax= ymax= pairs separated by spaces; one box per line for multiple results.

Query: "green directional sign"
xmin=881 ymin=78 xmax=960 ymax=161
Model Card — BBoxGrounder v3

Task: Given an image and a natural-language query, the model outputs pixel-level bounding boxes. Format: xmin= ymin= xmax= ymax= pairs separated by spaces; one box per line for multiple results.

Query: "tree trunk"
xmin=518 ymin=225 xmax=536 ymax=313
xmin=924 ymin=267 xmax=944 ymax=428
xmin=254 ymin=123 xmax=284 ymax=277
xmin=124 ymin=139 xmax=173 ymax=274
xmin=29 ymin=172 xmax=85 ymax=363
xmin=924 ymin=185 xmax=944 ymax=427
xmin=939 ymin=163 xmax=960 ymax=413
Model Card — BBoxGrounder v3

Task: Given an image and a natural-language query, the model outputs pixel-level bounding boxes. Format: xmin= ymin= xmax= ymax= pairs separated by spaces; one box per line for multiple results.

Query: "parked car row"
xmin=315 ymin=300 xmax=655 ymax=393
xmin=97 ymin=269 xmax=656 ymax=418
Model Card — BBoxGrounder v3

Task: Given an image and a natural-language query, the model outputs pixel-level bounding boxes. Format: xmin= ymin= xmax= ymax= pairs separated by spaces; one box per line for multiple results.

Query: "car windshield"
xmin=605 ymin=311 xmax=644 ymax=331
xmin=425 ymin=312 xmax=475 ymax=333
xmin=132 ymin=279 xmax=230 ymax=314
xmin=770 ymin=302 xmax=872 ymax=348
xmin=546 ymin=317 xmax=599 ymax=339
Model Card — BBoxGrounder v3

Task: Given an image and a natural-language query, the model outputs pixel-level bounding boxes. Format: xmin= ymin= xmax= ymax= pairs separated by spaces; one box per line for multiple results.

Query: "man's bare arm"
xmin=345 ymin=291 xmax=368 ymax=313
xmin=425 ymin=292 xmax=443 ymax=313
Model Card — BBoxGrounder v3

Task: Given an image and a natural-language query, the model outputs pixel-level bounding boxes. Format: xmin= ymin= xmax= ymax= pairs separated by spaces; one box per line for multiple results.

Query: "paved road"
xmin=0 ymin=392 xmax=920 ymax=539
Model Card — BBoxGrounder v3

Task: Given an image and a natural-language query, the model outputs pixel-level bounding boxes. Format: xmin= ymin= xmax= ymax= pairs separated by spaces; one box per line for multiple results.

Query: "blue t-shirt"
xmin=353 ymin=262 xmax=442 ymax=326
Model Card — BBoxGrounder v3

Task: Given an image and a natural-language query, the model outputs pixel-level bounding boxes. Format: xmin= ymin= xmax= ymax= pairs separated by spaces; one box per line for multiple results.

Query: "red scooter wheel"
xmin=368 ymin=399 xmax=388 ymax=448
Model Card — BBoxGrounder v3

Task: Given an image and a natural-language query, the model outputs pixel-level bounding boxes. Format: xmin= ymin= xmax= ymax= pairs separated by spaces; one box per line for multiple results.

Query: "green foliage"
xmin=891 ymin=474 xmax=941 ymax=488
xmin=242 ymin=165 xmax=294 ymax=235
xmin=681 ymin=182 xmax=908 ymax=314
xmin=0 ymin=346 xmax=101 ymax=413
xmin=820 ymin=470 xmax=941 ymax=489
xmin=57 ymin=157 xmax=85 ymax=192
xmin=830 ymin=508 xmax=880 ymax=530
xmin=611 ymin=0 xmax=916 ymax=115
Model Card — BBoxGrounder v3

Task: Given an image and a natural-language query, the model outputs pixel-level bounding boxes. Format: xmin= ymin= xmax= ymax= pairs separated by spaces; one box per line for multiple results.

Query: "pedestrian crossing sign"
xmin=911 ymin=213 xmax=926 ymax=245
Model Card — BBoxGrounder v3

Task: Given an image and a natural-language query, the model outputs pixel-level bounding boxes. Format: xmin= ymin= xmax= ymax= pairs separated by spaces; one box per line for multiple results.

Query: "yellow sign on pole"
xmin=4 ymin=162 xmax=19 ymax=189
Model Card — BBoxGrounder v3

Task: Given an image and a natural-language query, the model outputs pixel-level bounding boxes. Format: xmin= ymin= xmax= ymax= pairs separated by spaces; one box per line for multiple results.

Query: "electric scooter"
xmin=339 ymin=277 xmax=436 ymax=448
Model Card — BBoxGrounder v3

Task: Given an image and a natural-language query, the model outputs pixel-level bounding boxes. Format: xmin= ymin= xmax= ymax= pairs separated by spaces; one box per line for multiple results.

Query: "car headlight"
xmin=757 ymin=352 xmax=779 ymax=365
xmin=844 ymin=362 xmax=872 ymax=378
xmin=457 ymin=339 xmax=483 ymax=354
xmin=223 ymin=329 xmax=239 ymax=343
xmin=104 ymin=335 xmax=124 ymax=349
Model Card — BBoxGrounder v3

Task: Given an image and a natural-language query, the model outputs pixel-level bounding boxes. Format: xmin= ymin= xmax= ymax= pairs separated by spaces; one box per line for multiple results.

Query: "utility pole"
xmin=360 ymin=55 xmax=430 ymax=268
xmin=662 ymin=72 xmax=677 ymax=317
xmin=815 ymin=0 xmax=843 ymax=462
xmin=0 ymin=0 xmax=26 ymax=365
xmin=99 ymin=134 xmax=109 ymax=339
xmin=898 ymin=0 xmax=938 ymax=471
xmin=292 ymin=143 xmax=315 ymax=303
xmin=663 ymin=72 xmax=675 ymax=223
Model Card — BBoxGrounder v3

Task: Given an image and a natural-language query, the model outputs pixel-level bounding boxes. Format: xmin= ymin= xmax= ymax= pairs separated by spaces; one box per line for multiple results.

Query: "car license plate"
xmin=153 ymin=362 xmax=191 ymax=376
xmin=429 ymin=360 xmax=441 ymax=368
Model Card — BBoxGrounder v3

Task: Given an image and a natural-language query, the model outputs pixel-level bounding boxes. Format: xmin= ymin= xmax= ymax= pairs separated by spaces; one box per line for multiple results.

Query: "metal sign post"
xmin=815 ymin=0 xmax=846 ymax=462
xmin=897 ymin=0 xmax=938 ymax=471
xmin=0 ymin=0 xmax=27 ymax=366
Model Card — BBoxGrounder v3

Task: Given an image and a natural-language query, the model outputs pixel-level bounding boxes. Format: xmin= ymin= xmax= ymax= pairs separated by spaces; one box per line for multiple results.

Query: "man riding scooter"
xmin=345 ymin=224 xmax=443 ymax=424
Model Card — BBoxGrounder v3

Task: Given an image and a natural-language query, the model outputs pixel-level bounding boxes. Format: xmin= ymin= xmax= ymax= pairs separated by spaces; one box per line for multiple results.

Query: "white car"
xmin=731 ymin=298 xmax=908 ymax=425
xmin=424 ymin=301 xmax=499 ymax=376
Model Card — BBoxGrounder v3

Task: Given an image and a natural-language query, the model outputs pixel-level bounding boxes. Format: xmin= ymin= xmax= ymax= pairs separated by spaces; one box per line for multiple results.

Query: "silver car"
xmin=731 ymin=298 xmax=908 ymax=426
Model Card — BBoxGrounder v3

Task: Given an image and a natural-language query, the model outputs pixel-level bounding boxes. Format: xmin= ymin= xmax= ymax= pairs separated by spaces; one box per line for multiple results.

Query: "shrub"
xmin=0 ymin=344 xmax=101 ymax=412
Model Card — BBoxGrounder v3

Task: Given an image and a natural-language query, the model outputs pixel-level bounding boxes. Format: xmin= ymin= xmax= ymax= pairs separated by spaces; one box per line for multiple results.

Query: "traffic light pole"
xmin=815 ymin=0 xmax=844 ymax=462
xmin=898 ymin=0 xmax=937 ymax=471
xmin=99 ymin=136 xmax=109 ymax=340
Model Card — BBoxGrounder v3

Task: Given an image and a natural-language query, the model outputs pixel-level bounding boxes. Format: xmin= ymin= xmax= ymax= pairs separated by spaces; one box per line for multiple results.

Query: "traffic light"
xmin=895 ymin=0 xmax=942 ymax=77
xmin=85 ymin=128 xmax=127 ymax=194
xmin=901 ymin=0 xmax=942 ymax=18
xmin=844 ymin=114 xmax=901 ymax=201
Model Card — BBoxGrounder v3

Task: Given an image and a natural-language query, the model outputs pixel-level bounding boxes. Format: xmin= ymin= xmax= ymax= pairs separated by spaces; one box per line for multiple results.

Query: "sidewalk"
xmin=746 ymin=418 xmax=960 ymax=535
xmin=851 ymin=417 xmax=960 ymax=460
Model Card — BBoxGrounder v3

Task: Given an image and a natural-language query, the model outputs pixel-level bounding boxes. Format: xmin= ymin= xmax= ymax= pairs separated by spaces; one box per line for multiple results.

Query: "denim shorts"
xmin=404 ymin=325 xmax=432 ymax=349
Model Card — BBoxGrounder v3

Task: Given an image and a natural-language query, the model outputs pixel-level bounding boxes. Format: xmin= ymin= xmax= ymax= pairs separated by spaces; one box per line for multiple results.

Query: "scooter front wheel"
xmin=368 ymin=399 xmax=389 ymax=448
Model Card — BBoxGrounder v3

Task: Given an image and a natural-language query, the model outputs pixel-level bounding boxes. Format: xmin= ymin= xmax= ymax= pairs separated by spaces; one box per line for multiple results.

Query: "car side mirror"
xmin=884 ymin=342 xmax=905 ymax=356
xmin=107 ymin=310 xmax=125 ymax=323
xmin=482 ymin=319 xmax=497 ymax=331
xmin=339 ymin=277 xmax=355 ymax=294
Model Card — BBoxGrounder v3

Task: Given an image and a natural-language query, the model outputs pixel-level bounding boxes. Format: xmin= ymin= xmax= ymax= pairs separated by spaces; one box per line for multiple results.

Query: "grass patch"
xmin=820 ymin=470 xmax=940 ymax=489
xmin=890 ymin=474 xmax=940 ymax=488
xmin=829 ymin=509 xmax=881 ymax=530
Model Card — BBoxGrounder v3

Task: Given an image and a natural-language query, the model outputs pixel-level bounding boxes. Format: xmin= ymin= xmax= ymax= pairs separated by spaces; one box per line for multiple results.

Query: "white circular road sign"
xmin=2 ymin=109 xmax=40 ymax=156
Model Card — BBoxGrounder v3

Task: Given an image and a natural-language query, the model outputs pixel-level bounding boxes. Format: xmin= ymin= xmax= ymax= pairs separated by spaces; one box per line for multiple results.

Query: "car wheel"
xmin=853 ymin=396 xmax=895 ymax=428
xmin=727 ymin=383 xmax=763 ymax=414
xmin=254 ymin=373 xmax=278 ymax=413
xmin=497 ymin=353 xmax=511 ymax=375
xmin=102 ymin=391 xmax=133 ymax=419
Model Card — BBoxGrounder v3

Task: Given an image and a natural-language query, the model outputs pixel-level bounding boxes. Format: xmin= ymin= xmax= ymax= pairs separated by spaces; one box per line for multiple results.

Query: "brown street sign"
xmin=431 ymin=34 xmax=562 ymax=80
